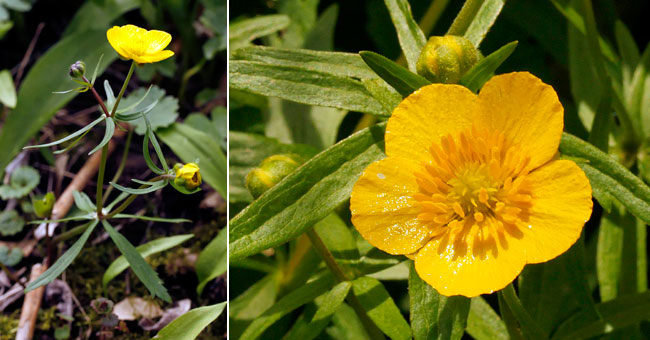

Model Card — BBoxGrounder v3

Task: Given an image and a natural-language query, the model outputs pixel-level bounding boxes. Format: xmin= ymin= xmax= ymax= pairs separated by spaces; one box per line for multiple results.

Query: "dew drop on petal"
xmin=377 ymin=173 xmax=386 ymax=179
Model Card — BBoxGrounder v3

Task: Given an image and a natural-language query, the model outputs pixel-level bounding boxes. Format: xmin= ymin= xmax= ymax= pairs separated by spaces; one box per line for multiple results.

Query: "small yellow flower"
xmin=174 ymin=163 xmax=202 ymax=190
xmin=106 ymin=25 xmax=174 ymax=64
xmin=350 ymin=72 xmax=593 ymax=297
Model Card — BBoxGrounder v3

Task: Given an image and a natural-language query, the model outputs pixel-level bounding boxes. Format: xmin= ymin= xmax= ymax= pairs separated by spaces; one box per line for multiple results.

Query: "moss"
xmin=0 ymin=309 xmax=20 ymax=340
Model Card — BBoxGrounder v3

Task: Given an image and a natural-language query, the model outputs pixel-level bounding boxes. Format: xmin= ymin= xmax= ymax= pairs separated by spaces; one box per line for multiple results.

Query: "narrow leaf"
xmin=72 ymin=191 xmax=95 ymax=213
xmin=552 ymin=291 xmax=650 ymax=340
xmin=229 ymin=60 xmax=389 ymax=117
xmin=360 ymin=51 xmax=431 ymax=97
xmin=154 ymin=302 xmax=227 ymax=340
xmin=88 ymin=117 xmax=115 ymax=155
xmin=460 ymin=41 xmax=518 ymax=92
xmin=25 ymin=220 xmax=98 ymax=292
xmin=499 ymin=285 xmax=548 ymax=340
xmin=109 ymin=180 xmax=166 ymax=195
xmin=239 ymin=273 xmax=336 ymax=340
xmin=101 ymin=220 xmax=171 ymax=302
xmin=229 ymin=123 xmax=386 ymax=260
xmin=196 ymin=228 xmax=228 ymax=294
xmin=229 ymin=14 xmax=290 ymax=50
xmin=352 ymin=276 xmax=411 ymax=340
xmin=104 ymin=79 xmax=115 ymax=110
xmin=0 ymin=69 xmax=16 ymax=108
xmin=382 ymin=0 xmax=426 ymax=71
xmin=466 ymin=297 xmax=508 ymax=340
xmin=142 ymin=132 xmax=166 ymax=175
xmin=23 ymin=116 xmax=105 ymax=149
xmin=102 ymin=234 xmax=193 ymax=291
xmin=408 ymin=261 xmax=470 ymax=340
xmin=112 ymin=214 xmax=191 ymax=223
xmin=448 ymin=0 xmax=505 ymax=47
xmin=284 ymin=281 xmax=352 ymax=340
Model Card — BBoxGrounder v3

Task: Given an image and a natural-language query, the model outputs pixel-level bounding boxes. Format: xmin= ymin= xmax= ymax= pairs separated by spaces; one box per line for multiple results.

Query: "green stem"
xmin=95 ymin=144 xmax=109 ymax=216
xmin=305 ymin=229 xmax=385 ymax=340
xmin=103 ymin=128 xmax=133 ymax=204
xmin=83 ymin=76 xmax=110 ymax=117
xmin=104 ymin=175 xmax=168 ymax=219
xmin=499 ymin=284 xmax=548 ymax=340
xmin=110 ymin=61 xmax=136 ymax=117
xmin=447 ymin=0 xmax=483 ymax=36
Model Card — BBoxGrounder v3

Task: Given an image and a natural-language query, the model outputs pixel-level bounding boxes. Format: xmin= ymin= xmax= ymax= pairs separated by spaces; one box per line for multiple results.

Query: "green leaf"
xmin=499 ymin=284 xmax=547 ymax=340
xmin=352 ymin=276 xmax=410 ymax=340
xmin=142 ymin=131 xmax=166 ymax=175
xmin=111 ymin=214 xmax=190 ymax=223
xmin=157 ymin=122 xmax=227 ymax=196
xmin=559 ymin=133 xmax=650 ymax=224
xmin=448 ymin=0 xmax=505 ymax=47
xmin=229 ymin=14 xmax=290 ymax=50
xmin=360 ymin=51 xmax=431 ymax=97
xmin=408 ymin=261 xmax=470 ymax=340
xmin=228 ymin=131 xmax=317 ymax=204
xmin=552 ymin=291 xmax=650 ymax=340
xmin=22 ymin=116 xmax=106 ymax=150
xmin=362 ymin=78 xmax=403 ymax=113
xmin=0 ymin=165 xmax=40 ymax=200
xmin=101 ymin=220 xmax=171 ymax=302
xmin=0 ymin=210 xmax=25 ymax=236
xmin=117 ymin=86 xmax=178 ymax=135
xmin=460 ymin=41 xmax=518 ymax=92
xmin=230 ymin=60 xmax=389 ymax=117
xmin=0 ymin=69 xmax=16 ymax=108
xmin=88 ymin=117 xmax=115 ymax=155
xmin=25 ymin=221 xmax=98 ymax=292
xmin=104 ymin=80 xmax=115 ymax=110
xmin=0 ymin=245 xmax=22 ymax=266
xmin=382 ymin=0 xmax=426 ymax=72
xmin=466 ymin=297 xmax=508 ymax=340
xmin=229 ymin=123 xmax=386 ymax=261
xmin=72 ymin=191 xmax=95 ymax=213
xmin=196 ymin=228 xmax=228 ymax=294
xmin=284 ymin=281 xmax=352 ymax=340
xmin=102 ymin=234 xmax=193 ymax=291
xmin=154 ymin=302 xmax=227 ymax=340
xmin=109 ymin=180 xmax=166 ymax=195
xmin=62 ymin=0 xmax=139 ymax=36
xmin=0 ymin=31 xmax=115 ymax=178
xmin=113 ymin=85 xmax=152 ymax=115
xmin=239 ymin=273 xmax=336 ymax=340
xmin=596 ymin=210 xmax=626 ymax=302
xmin=231 ymin=46 xmax=379 ymax=81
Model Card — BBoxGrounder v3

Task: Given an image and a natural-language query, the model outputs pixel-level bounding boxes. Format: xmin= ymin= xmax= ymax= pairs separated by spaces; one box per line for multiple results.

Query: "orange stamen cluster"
xmin=414 ymin=127 xmax=534 ymax=256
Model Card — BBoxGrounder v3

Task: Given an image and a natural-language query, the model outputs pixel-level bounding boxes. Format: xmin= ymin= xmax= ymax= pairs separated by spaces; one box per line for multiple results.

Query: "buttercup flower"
xmin=174 ymin=163 xmax=202 ymax=190
xmin=106 ymin=25 xmax=174 ymax=64
xmin=350 ymin=72 xmax=593 ymax=297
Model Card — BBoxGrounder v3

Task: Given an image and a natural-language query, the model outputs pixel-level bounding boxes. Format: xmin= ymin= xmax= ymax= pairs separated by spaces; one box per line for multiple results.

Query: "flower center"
xmin=414 ymin=126 xmax=534 ymax=239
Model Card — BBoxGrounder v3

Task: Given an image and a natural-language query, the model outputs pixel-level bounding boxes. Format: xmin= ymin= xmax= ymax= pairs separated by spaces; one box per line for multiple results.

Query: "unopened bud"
xmin=246 ymin=154 xmax=302 ymax=199
xmin=32 ymin=192 xmax=55 ymax=218
xmin=174 ymin=163 xmax=202 ymax=191
xmin=69 ymin=61 xmax=86 ymax=78
xmin=416 ymin=36 xmax=479 ymax=84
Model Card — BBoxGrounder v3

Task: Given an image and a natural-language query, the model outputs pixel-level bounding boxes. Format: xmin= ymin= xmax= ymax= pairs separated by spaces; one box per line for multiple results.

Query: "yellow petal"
xmin=133 ymin=50 xmax=175 ymax=64
xmin=143 ymin=30 xmax=172 ymax=54
xmin=478 ymin=72 xmax=564 ymax=170
xmin=106 ymin=26 xmax=131 ymax=60
xmin=518 ymin=160 xmax=593 ymax=263
xmin=385 ymin=84 xmax=479 ymax=163
xmin=414 ymin=218 xmax=527 ymax=297
xmin=350 ymin=157 xmax=432 ymax=255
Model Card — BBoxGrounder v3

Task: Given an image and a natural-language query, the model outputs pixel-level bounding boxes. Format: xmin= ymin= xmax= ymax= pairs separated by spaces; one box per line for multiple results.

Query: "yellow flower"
xmin=350 ymin=72 xmax=593 ymax=297
xmin=106 ymin=25 xmax=174 ymax=64
xmin=175 ymin=163 xmax=202 ymax=190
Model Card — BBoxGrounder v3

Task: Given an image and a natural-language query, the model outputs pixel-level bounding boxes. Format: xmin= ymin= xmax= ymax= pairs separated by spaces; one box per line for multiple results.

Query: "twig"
xmin=15 ymin=264 xmax=46 ymax=340
xmin=15 ymin=23 xmax=45 ymax=88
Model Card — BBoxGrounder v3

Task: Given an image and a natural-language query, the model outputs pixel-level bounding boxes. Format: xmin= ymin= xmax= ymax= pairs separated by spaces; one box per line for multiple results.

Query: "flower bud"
xmin=246 ymin=154 xmax=302 ymax=199
xmin=174 ymin=163 xmax=202 ymax=191
xmin=32 ymin=192 xmax=55 ymax=218
xmin=69 ymin=61 xmax=86 ymax=78
xmin=416 ymin=36 xmax=479 ymax=84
